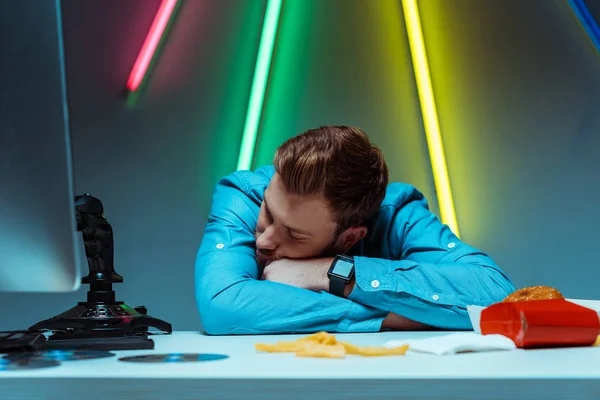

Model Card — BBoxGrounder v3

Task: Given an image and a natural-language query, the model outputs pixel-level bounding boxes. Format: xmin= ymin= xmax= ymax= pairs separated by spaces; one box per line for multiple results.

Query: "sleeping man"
xmin=195 ymin=125 xmax=514 ymax=335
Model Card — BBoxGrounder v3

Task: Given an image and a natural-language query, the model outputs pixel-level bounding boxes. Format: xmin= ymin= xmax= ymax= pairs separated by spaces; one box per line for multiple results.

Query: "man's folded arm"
xmin=346 ymin=186 xmax=516 ymax=330
xmin=194 ymin=174 xmax=387 ymax=335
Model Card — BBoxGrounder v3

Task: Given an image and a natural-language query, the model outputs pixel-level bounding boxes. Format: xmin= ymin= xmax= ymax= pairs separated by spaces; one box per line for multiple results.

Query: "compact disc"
xmin=0 ymin=357 xmax=60 ymax=371
xmin=3 ymin=350 xmax=115 ymax=362
xmin=118 ymin=353 xmax=229 ymax=363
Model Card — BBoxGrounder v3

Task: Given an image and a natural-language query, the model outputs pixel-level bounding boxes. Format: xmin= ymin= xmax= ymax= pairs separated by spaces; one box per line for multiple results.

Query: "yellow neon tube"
xmin=401 ymin=0 xmax=460 ymax=237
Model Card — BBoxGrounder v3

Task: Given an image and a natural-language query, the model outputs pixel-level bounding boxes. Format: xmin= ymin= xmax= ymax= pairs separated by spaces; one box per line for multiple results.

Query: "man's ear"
xmin=335 ymin=226 xmax=368 ymax=254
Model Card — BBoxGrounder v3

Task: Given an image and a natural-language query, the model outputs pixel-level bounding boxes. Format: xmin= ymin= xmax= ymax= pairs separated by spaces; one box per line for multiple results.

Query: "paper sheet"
xmin=385 ymin=332 xmax=516 ymax=355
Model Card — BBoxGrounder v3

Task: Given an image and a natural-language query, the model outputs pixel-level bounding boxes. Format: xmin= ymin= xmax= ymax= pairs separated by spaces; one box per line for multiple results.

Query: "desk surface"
xmin=2 ymin=331 xmax=600 ymax=399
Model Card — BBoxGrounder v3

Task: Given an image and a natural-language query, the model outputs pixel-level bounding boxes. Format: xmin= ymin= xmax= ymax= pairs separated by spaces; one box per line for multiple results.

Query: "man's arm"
xmin=262 ymin=184 xmax=515 ymax=331
xmin=194 ymin=172 xmax=387 ymax=335
xmin=344 ymin=185 xmax=515 ymax=330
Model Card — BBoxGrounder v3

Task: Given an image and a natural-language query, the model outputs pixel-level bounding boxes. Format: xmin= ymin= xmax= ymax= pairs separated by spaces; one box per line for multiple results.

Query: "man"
xmin=195 ymin=126 xmax=514 ymax=335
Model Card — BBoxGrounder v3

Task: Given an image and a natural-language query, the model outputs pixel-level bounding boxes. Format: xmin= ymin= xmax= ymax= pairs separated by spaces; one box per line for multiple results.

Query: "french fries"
xmin=255 ymin=331 xmax=409 ymax=358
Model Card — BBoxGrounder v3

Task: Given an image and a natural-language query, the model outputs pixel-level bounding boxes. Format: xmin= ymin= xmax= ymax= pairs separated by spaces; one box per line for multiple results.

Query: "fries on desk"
xmin=255 ymin=331 xmax=409 ymax=358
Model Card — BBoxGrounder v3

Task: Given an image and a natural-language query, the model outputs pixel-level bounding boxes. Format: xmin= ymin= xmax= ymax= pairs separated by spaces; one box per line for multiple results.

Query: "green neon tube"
xmin=236 ymin=0 xmax=283 ymax=171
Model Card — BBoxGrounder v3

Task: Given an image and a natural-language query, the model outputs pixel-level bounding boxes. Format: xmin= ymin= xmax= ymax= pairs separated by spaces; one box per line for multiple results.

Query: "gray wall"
xmin=420 ymin=0 xmax=600 ymax=298
xmin=0 ymin=0 xmax=598 ymax=331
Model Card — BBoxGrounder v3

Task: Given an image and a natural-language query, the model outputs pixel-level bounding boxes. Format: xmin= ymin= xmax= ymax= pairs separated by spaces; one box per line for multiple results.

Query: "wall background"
xmin=0 ymin=0 xmax=598 ymax=331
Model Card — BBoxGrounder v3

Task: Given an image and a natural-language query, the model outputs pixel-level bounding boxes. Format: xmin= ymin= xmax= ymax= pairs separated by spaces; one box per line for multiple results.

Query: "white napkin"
xmin=385 ymin=332 xmax=516 ymax=355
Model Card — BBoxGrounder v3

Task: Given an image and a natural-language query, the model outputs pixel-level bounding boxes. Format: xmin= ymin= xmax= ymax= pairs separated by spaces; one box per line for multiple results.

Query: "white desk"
xmin=2 ymin=331 xmax=600 ymax=399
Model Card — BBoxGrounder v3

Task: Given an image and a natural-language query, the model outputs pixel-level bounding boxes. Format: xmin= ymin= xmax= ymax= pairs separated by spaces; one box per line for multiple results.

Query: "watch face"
xmin=332 ymin=259 xmax=354 ymax=279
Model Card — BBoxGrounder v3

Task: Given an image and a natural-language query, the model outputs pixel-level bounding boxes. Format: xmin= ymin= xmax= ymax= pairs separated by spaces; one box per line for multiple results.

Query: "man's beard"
xmin=318 ymin=235 xmax=340 ymax=258
xmin=255 ymin=233 xmax=341 ymax=267
xmin=255 ymin=248 xmax=276 ymax=267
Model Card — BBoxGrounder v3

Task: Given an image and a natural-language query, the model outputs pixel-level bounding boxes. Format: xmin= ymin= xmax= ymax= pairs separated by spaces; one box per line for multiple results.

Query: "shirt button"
xmin=216 ymin=243 xmax=224 ymax=249
xmin=432 ymin=294 xmax=440 ymax=301
xmin=447 ymin=242 xmax=456 ymax=249
xmin=371 ymin=280 xmax=380 ymax=289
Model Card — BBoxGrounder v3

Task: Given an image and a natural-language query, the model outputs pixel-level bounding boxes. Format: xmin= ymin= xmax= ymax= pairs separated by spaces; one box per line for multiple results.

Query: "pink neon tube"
xmin=126 ymin=0 xmax=178 ymax=91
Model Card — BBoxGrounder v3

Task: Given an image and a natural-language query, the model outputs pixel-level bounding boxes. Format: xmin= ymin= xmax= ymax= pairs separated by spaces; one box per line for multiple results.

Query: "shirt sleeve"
xmin=348 ymin=187 xmax=516 ymax=330
xmin=195 ymin=172 xmax=388 ymax=335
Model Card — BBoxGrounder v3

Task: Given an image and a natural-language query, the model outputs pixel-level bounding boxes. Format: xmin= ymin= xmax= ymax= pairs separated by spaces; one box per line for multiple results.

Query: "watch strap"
xmin=329 ymin=275 xmax=346 ymax=297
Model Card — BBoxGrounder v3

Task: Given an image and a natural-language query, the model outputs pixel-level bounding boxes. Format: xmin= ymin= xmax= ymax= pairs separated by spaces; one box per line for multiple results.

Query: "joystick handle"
xmin=75 ymin=194 xmax=123 ymax=286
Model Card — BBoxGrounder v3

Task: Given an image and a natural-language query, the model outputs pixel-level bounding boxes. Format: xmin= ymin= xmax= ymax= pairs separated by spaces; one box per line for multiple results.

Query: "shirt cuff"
xmin=347 ymin=255 xmax=418 ymax=313
xmin=349 ymin=256 xmax=400 ymax=295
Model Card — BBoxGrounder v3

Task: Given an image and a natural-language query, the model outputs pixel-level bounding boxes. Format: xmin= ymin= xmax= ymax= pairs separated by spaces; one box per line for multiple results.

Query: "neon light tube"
xmin=126 ymin=0 xmax=179 ymax=92
xmin=236 ymin=0 xmax=283 ymax=171
xmin=402 ymin=0 xmax=460 ymax=237
xmin=568 ymin=0 xmax=600 ymax=52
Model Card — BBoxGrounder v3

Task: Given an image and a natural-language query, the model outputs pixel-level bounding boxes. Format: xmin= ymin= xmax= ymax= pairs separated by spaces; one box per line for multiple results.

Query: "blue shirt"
xmin=195 ymin=166 xmax=515 ymax=335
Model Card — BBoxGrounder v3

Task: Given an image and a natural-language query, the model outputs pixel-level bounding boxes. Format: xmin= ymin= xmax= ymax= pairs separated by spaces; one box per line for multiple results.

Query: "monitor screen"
xmin=0 ymin=0 xmax=81 ymax=292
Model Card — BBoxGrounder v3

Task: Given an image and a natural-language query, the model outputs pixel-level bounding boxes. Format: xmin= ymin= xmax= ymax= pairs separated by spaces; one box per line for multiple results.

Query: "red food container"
xmin=480 ymin=299 xmax=600 ymax=348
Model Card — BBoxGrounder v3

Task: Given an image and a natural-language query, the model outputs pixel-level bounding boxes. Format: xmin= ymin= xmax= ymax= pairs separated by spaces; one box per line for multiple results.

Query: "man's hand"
xmin=261 ymin=258 xmax=333 ymax=292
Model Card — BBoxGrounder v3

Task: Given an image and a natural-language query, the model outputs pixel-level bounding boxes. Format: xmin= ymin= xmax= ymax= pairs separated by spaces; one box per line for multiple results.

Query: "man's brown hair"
xmin=273 ymin=126 xmax=389 ymax=233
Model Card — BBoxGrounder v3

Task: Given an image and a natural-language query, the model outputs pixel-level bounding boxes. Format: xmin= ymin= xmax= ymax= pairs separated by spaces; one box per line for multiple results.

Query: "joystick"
xmin=29 ymin=194 xmax=172 ymax=350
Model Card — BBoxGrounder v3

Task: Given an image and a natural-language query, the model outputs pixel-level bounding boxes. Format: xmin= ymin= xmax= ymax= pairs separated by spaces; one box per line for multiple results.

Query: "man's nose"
xmin=255 ymin=225 xmax=278 ymax=250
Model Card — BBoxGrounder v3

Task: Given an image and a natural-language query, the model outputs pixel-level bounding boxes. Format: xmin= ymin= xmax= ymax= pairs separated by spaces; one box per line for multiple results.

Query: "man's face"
xmin=254 ymin=173 xmax=340 ymax=267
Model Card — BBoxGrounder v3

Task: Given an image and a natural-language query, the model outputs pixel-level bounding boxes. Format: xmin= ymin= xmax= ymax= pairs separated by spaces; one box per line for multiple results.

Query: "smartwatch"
xmin=327 ymin=255 xmax=355 ymax=297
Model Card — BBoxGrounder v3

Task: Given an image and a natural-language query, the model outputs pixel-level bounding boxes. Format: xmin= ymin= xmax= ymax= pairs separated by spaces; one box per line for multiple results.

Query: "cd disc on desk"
xmin=0 ymin=357 xmax=60 ymax=371
xmin=3 ymin=350 xmax=115 ymax=362
xmin=118 ymin=353 xmax=229 ymax=363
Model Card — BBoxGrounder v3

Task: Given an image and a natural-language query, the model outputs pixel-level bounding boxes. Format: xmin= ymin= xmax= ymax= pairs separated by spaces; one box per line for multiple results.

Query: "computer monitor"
xmin=0 ymin=0 xmax=81 ymax=292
